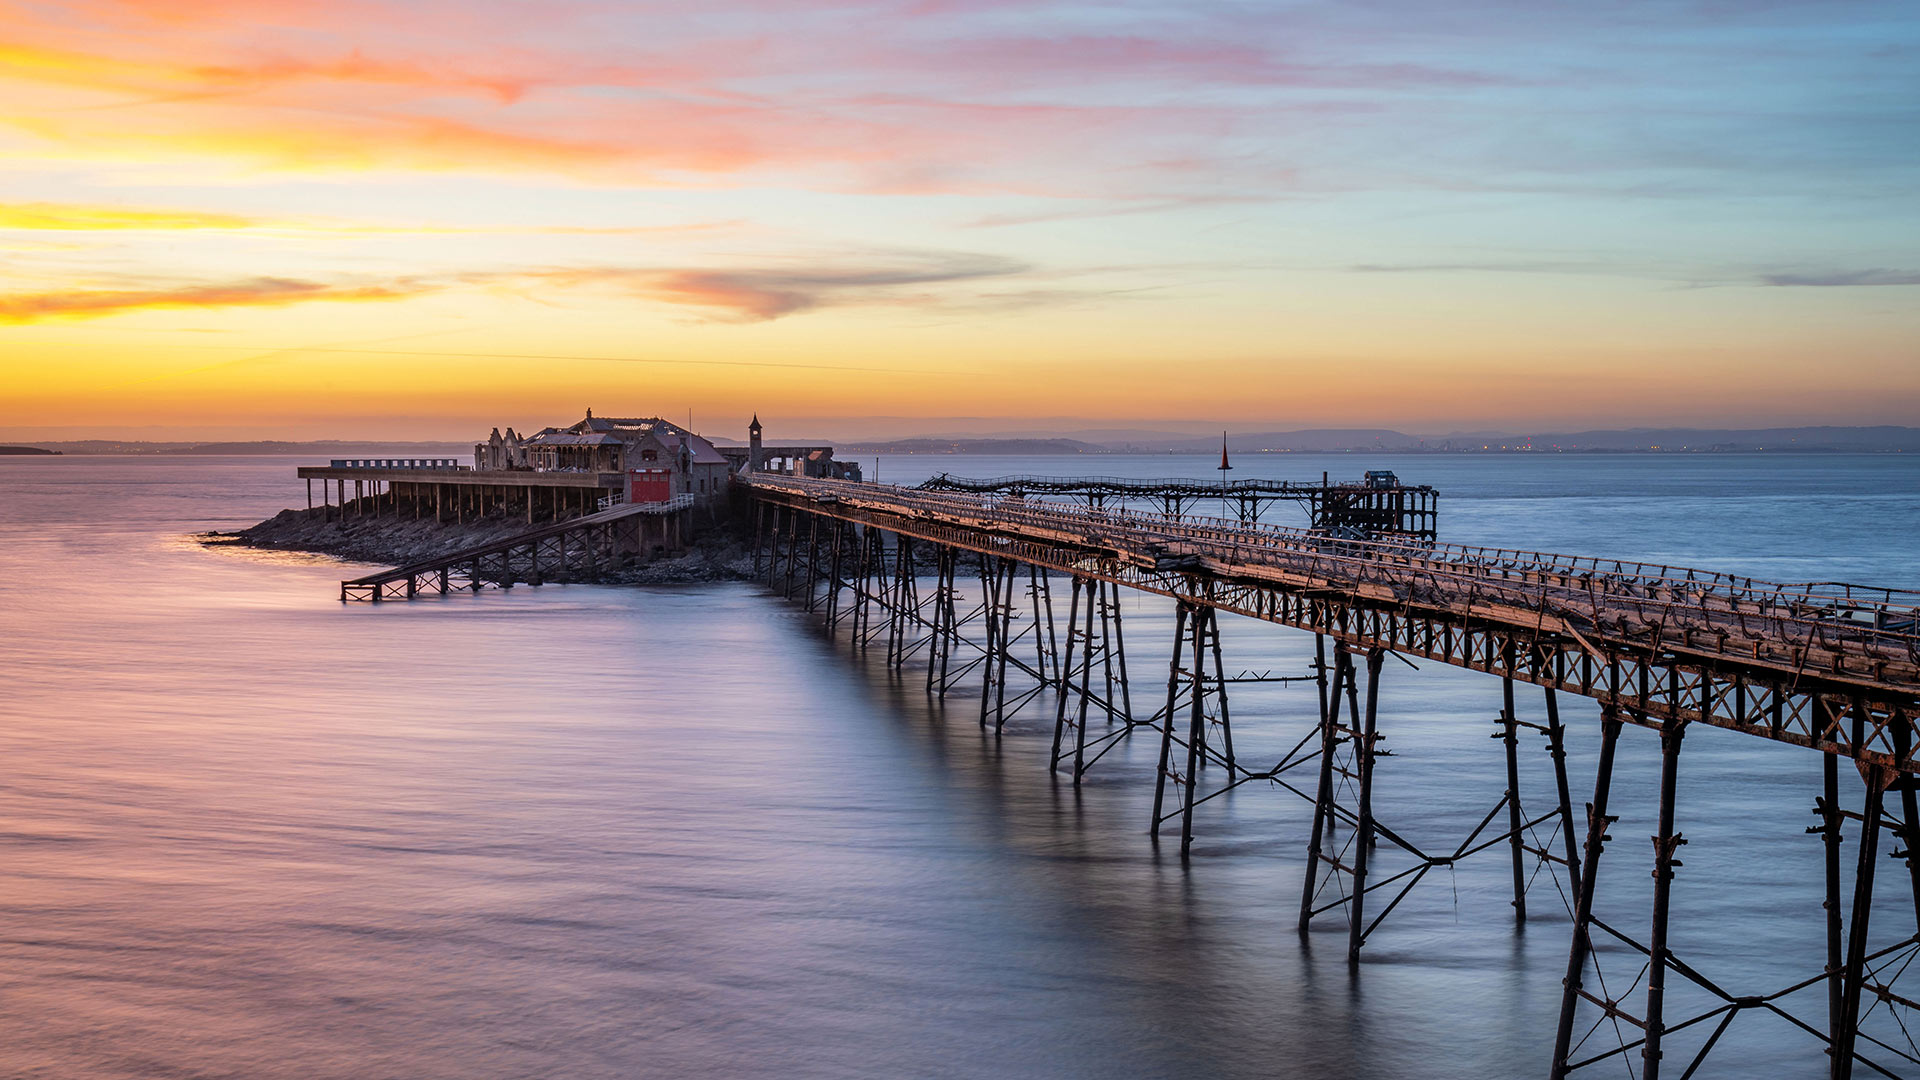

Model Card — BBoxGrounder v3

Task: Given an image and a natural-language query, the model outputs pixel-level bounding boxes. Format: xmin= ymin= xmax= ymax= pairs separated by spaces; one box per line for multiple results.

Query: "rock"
xmin=204 ymin=507 xmax=757 ymax=585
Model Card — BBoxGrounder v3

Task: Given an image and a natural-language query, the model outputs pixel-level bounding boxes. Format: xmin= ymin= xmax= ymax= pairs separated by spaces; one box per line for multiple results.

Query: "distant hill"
xmin=1418 ymin=426 xmax=1920 ymax=452
xmin=837 ymin=437 xmax=1106 ymax=455
xmin=33 ymin=440 xmax=472 ymax=456
xmin=17 ymin=426 xmax=1917 ymax=457
xmin=1142 ymin=429 xmax=1426 ymax=453
xmin=0 ymin=445 xmax=60 ymax=455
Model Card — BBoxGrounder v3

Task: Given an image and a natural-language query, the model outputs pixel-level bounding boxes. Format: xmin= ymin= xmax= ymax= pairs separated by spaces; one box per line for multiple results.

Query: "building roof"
xmin=526 ymin=414 xmax=729 ymax=464
xmin=524 ymin=431 xmax=623 ymax=447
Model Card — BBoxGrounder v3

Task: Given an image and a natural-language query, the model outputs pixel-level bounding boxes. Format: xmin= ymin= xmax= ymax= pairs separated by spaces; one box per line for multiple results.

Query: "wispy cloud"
xmin=1760 ymin=269 xmax=1920 ymax=287
xmin=547 ymin=253 xmax=1033 ymax=321
xmin=0 ymin=276 xmax=440 ymax=323
xmin=1348 ymin=261 xmax=1595 ymax=275
xmin=0 ymin=251 xmax=1045 ymax=324
xmin=0 ymin=200 xmax=740 ymax=236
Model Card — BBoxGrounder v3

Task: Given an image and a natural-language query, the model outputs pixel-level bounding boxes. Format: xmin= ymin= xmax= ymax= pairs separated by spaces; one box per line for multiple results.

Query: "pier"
xmin=917 ymin=471 xmax=1438 ymax=540
xmin=297 ymin=462 xmax=624 ymax=525
xmin=338 ymin=494 xmax=694 ymax=601
xmin=742 ymin=473 xmax=1920 ymax=1080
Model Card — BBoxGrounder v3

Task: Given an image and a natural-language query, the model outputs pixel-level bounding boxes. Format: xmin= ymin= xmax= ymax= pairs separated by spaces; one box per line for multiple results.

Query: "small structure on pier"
xmin=722 ymin=414 xmax=860 ymax=480
xmin=917 ymin=471 xmax=1438 ymax=542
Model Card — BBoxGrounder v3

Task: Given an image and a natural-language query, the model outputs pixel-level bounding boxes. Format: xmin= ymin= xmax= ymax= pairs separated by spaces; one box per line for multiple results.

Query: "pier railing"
xmin=756 ymin=476 xmax=1920 ymax=647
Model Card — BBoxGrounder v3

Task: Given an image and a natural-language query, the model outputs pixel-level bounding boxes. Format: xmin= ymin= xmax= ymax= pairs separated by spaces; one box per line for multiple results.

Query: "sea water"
xmin=0 ymin=452 xmax=1915 ymax=1079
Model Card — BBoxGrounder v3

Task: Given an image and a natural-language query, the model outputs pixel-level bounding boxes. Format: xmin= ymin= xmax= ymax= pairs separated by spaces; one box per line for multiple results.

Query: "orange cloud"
xmin=0 ymin=276 xmax=437 ymax=323
xmin=0 ymin=29 xmax=1227 ymax=190
xmin=0 ymin=200 xmax=741 ymax=236
xmin=189 ymin=50 xmax=537 ymax=103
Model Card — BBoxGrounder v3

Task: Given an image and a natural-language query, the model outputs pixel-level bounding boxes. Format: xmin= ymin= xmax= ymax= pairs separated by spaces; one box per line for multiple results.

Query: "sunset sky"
xmin=2 ymin=0 xmax=1916 ymax=441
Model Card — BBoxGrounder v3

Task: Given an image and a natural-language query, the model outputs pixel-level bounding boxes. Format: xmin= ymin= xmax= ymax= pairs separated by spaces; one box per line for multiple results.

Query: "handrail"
xmin=920 ymin=473 xmax=1436 ymax=494
xmin=744 ymin=477 xmax=1920 ymax=665
xmin=850 ymin=478 xmax=1919 ymax=613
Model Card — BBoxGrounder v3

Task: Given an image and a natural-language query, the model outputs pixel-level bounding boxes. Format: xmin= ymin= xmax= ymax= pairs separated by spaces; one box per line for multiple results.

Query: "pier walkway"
xmin=743 ymin=473 xmax=1920 ymax=1080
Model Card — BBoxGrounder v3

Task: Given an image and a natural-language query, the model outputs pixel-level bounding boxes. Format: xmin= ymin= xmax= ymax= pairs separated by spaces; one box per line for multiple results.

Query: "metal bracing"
xmin=1049 ymin=576 xmax=1133 ymax=775
xmin=340 ymin=495 xmax=693 ymax=601
xmin=1550 ymin=715 xmax=1920 ymax=1080
xmin=1295 ymin=648 xmax=1574 ymax=959
xmin=746 ymin=482 xmax=1920 ymax=1078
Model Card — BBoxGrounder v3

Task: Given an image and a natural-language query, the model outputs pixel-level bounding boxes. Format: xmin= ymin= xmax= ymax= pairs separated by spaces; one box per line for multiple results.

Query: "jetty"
xmin=741 ymin=473 xmax=1920 ymax=1080
xmin=297 ymin=411 xmax=1920 ymax=1077
xmin=337 ymin=494 xmax=694 ymax=601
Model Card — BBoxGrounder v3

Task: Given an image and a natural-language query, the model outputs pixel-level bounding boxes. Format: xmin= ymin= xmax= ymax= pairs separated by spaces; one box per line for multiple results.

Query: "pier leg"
xmin=766 ymin=508 xmax=783 ymax=585
xmin=888 ymin=537 xmax=910 ymax=668
xmin=852 ymin=529 xmax=875 ymax=651
xmin=1640 ymin=719 xmax=1687 ymax=1080
xmin=752 ymin=503 xmax=765 ymax=577
xmin=1050 ymin=577 xmax=1083 ymax=768
xmin=1546 ymin=688 xmax=1580 ymax=897
xmin=1503 ymin=676 xmax=1528 ymax=924
xmin=803 ymin=514 xmax=820 ymax=612
xmin=1300 ymin=638 xmax=1343 ymax=933
xmin=1824 ymin=749 xmax=1846 ymax=1041
xmin=1346 ymin=647 xmax=1384 ymax=960
xmin=989 ymin=556 xmax=1010 ymax=721
xmin=825 ymin=520 xmax=844 ymax=628
xmin=1833 ymin=765 xmax=1887 ymax=1080
xmin=1205 ymin=608 xmax=1235 ymax=772
xmin=783 ymin=511 xmax=801 ymax=599
xmin=1030 ymin=566 xmax=1055 ymax=690
xmin=978 ymin=555 xmax=1003 ymax=729
xmin=1893 ymin=720 xmax=1920 ymax=933
xmin=1097 ymin=581 xmax=1118 ymax=727
xmin=1150 ymin=601 xmax=1190 ymax=835
xmin=1551 ymin=707 xmax=1623 ymax=1080
xmin=1071 ymin=576 xmax=1098 ymax=779
xmin=1109 ymin=585 xmax=1132 ymax=724
xmin=928 ymin=547 xmax=955 ymax=696
xmin=939 ymin=546 xmax=958 ymax=691
xmin=1179 ymin=608 xmax=1216 ymax=857
xmin=888 ymin=540 xmax=906 ymax=664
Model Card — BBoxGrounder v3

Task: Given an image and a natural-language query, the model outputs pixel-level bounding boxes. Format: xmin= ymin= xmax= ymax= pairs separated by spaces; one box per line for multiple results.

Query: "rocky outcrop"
xmin=202 ymin=507 xmax=757 ymax=584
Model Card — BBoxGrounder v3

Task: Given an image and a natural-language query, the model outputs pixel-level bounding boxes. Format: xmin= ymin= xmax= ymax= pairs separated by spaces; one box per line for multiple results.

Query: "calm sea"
xmin=1 ymin=452 xmax=1916 ymax=1079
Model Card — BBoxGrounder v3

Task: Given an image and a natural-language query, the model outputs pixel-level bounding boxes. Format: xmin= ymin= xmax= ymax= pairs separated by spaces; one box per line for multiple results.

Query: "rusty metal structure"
xmin=337 ymin=494 xmax=694 ymax=601
xmin=916 ymin=471 xmax=1439 ymax=541
xmin=744 ymin=473 xmax=1920 ymax=1080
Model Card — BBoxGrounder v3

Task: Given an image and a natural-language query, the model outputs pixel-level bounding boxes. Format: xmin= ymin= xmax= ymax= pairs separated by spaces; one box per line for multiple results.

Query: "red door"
xmin=628 ymin=469 xmax=671 ymax=503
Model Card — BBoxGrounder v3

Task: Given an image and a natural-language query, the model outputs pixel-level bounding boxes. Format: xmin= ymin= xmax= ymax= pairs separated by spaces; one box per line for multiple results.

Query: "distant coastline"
xmin=0 ymin=445 xmax=60 ymax=455
xmin=9 ymin=425 xmax=1918 ymax=456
